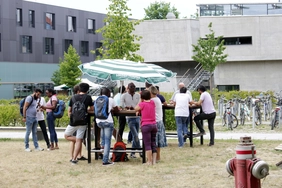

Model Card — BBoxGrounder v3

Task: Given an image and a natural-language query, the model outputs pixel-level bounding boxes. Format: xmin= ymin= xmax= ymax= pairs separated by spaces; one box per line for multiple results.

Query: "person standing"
xmin=23 ymin=88 xmax=44 ymax=152
xmin=173 ymin=87 xmax=191 ymax=148
xmin=148 ymin=86 xmax=167 ymax=162
xmin=113 ymin=85 xmax=127 ymax=141
xmin=64 ymin=83 xmax=94 ymax=165
xmin=135 ymin=90 xmax=157 ymax=165
xmin=191 ymin=85 xmax=216 ymax=146
xmin=36 ymin=96 xmax=50 ymax=150
xmin=120 ymin=82 xmax=141 ymax=158
xmin=170 ymin=82 xmax=192 ymax=103
xmin=41 ymin=88 xmax=59 ymax=150
xmin=96 ymin=87 xmax=119 ymax=166
xmin=155 ymin=86 xmax=167 ymax=106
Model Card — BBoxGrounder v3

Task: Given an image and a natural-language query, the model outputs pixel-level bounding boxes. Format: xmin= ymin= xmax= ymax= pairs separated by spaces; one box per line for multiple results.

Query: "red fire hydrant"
xmin=226 ymin=136 xmax=269 ymax=188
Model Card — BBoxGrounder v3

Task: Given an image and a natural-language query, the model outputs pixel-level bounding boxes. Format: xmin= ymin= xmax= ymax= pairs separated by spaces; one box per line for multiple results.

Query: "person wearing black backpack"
xmin=64 ymin=83 xmax=94 ymax=165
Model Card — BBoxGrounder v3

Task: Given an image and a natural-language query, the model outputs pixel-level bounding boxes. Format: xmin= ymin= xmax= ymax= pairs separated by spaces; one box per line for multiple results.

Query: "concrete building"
xmin=134 ymin=3 xmax=282 ymax=92
xmin=0 ymin=0 xmax=105 ymax=99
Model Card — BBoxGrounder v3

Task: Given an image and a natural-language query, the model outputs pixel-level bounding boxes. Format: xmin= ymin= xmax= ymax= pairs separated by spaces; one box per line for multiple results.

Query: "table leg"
xmin=189 ymin=108 xmax=193 ymax=147
xmin=87 ymin=115 xmax=91 ymax=163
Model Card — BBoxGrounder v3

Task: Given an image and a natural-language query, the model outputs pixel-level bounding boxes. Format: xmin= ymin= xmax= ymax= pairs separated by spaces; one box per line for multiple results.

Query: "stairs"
xmin=187 ymin=69 xmax=211 ymax=91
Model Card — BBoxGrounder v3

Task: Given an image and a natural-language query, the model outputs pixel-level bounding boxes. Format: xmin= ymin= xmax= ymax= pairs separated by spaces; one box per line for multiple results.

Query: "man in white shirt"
xmin=173 ymin=87 xmax=191 ymax=147
xmin=120 ymin=82 xmax=141 ymax=158
xmin=190 ymin=85 xmax=216 ymax=146
xmin=170 ymin=82 xmax=192 ymax=103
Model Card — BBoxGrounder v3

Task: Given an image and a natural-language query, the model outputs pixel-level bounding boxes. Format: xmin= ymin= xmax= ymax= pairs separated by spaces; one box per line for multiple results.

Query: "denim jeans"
xmin=127 ymin=117 xmax=141 ymax=153
xmin=46 ymin=112 xmax=58 ymax=143
xmin=24 ymin=116 xmax=39 ymax=149
xmin=175 ymin=116 xmax=189 ymax=147
xmin=97 ymin=122 xmax=114 ymax=163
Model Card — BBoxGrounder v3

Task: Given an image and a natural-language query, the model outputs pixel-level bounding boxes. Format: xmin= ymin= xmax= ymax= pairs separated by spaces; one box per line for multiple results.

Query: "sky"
xmin=25 ymin=0 xmax=280 ymax=19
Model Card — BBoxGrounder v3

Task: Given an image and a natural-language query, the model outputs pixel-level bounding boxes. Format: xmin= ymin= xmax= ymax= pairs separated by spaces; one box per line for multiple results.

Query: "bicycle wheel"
xmin=222 ymin=113 xmax=227 ymax=126
xmin=230 ymin=114 xmax=238 ymax=129
xmin=240 ymin=111 xmax=245 ymax=125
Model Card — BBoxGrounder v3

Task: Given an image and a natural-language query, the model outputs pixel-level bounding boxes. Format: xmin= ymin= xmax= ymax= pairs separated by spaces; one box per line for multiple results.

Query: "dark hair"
xmin=100 ymin=87 xmax=110 ymax=97
xmin=180 ymin=87 xmax=187 ymax=93
xmin=141 ymin=90 xmax=151 ymax=100
xmin=197 ymin=85 xmax=206 ymax=92
xmin=34 ymin=88 xmax=43 ymax=93
xmin=155 ymin=86 xmax=159 ymax=91
xmin=118 ymin=86 xmax=126 ymax=93
xmin=73 ymin=85 xmax=80 ymax=94
xmin=145 ymin=82 xmax=152 ymax=88
xmin=46 ymin=88 xmax=56 ymax=95
xmin=79 ymin=83 xmax=90 ymax=93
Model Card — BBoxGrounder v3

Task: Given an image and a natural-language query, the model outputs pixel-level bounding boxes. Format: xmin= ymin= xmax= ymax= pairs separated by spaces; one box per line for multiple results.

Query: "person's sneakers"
xmin=77 ymin=156 xmax=87 ymax=160
xmin=127 ymin=140 xmax=132 ymax=144
xmin=98 ymin=154 xmax=103 ymax=160
xmin=208 ymin=143 xmax=214 ymax=146
xmin=70 ymin=160 xmax=78 ymax=165
xmin=130 ymin=153 xmax=137 ymax=158
xmin=25 ymin=148 xmax=32 ymax=152
xmin=103 ymin=162 xmax=114 ymax=166
xmin=139 ymin=153 xmax=143 ymax=158
xmin=35 ymin=147 xmax=44 ymax=151
xmin=183 ymin=134 xmax=189 ymax=139
xmin=196 ymin=132 xmax=206 ymax=136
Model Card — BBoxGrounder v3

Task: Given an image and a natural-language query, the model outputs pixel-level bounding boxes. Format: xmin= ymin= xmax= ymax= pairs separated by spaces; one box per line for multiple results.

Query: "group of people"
xmin=23 ymin=81 xmax=216 ymax=166
xmin=23 ymin=88 xmax=60 ymax=152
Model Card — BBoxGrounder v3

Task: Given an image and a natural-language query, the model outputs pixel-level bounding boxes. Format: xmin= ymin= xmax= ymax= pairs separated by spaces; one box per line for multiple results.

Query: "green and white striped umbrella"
xmin=145 ymin=63 xmax=176 ymax=78
xmin=78 ymin=59 xmax=169 ymax=84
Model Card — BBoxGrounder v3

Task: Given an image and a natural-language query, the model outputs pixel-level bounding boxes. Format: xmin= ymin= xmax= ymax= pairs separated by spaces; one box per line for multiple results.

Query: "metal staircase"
xmin=87 ymin=79 xmax=117 ymax=96
xmin=187 ymin=66 xmax=211 ymax=91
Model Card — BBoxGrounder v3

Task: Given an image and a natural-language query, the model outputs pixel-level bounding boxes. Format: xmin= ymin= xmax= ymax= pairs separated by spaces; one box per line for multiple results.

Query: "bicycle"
xmin=253 ymin=99 xmax=262 ymax=125
xmin=238 ymin=98 xmax=250 ymax=125
xmin=270 ymin=93 xmax=282 ymax=130
xmin=222 ymin=100 xmax=238 ymax=130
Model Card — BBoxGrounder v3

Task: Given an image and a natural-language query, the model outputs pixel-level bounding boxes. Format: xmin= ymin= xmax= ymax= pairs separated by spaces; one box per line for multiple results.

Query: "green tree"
xmin=59 ymin=45 xmax=82 ymax=88
xmin=51 ymin=68 xmax=62 ymax=86
xmin=95 ymin=0 xmax=144 ymax=62
xmin=192 ymin=22 xmax=228 ymax=91
xmin=144 ymin=1 xmax=180 ymax=20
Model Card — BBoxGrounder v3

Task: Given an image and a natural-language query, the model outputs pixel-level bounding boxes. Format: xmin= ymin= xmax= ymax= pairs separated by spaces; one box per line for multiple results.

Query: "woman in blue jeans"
xmin=41 ymin=88 xmax=59 ymax=150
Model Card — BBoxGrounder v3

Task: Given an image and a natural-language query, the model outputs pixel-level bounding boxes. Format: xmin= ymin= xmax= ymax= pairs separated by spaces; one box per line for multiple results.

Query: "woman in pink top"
xmin=41 ymin=88 xmax=59 ymax=150
xmin=135 ymin=90 xmax=157 ymax=165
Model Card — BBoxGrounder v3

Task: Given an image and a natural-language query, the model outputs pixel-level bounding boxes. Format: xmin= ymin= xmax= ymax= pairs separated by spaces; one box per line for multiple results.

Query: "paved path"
xmin=0 ymin=127 xmax=282 ymax=141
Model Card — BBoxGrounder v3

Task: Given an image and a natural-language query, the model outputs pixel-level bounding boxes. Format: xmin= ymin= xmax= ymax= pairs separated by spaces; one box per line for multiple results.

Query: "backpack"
xmin=94 ymin=96 xmax=109 ymax=119
xmin=112 ymin=141 xmax=128 ymax=162
xmin=52 ymin=98 xmax=66 ymax=119
xmin=71 ymin=95 xmax=87 ymax=126
xmin=19 ymin=96 xmax=34 ymax=116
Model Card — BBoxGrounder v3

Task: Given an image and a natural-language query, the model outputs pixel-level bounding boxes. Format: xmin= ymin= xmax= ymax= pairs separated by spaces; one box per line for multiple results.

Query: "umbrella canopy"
xmin=80 ymin=78 xmax=102 ymax=89
xmin=54 ymin=84 xmax=69 ymax=90
xmin=78 ymin=59 xmax=169 ymax=84
xmin=144 ymin=63 xmax=176 ymax=78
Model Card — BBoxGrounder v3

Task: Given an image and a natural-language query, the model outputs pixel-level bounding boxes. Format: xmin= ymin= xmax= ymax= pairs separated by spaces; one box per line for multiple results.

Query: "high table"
xmin=162 ymin=105 xmax=204 ymax=147
xmin=87 ymin=110 xmax=145 ymax=164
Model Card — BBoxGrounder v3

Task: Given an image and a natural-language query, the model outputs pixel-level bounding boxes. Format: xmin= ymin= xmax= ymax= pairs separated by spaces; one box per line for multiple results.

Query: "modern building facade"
xmin=0 ymin=0 xmax=105 ymax=99
xmin=134 ymin=3 xmax=282 ymax=92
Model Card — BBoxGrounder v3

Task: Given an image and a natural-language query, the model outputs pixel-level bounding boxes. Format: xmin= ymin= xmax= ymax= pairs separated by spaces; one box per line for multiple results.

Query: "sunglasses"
xmin=129 ymin=85 xmax=136 ymax=88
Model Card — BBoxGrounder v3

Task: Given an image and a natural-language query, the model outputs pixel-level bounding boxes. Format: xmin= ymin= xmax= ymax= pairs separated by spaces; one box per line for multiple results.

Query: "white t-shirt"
xmin=174 ymin=93 xmax=191 ymax=117
xmin=96 ymin=97 xmax=116 ymax=123
xmin=36 ymin=97 xmax=46 ymax=121
xmin=151 ymin=96 xmax=163 ymax=122
xmin=200 ymin=91 xmax=216 ymax=114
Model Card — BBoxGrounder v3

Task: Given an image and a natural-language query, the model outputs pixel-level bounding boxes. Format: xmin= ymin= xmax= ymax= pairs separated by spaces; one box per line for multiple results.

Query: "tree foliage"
xmin=59 ymin=45 xmax=82 ymax=88
xmin=192 ymin=22 xmax=228 ymax=73
xmin=144 ymin=1 xmax=179 ymax=20
xmin=95 ymin=0 xmax=144 ymax=62
xmin=51 ymin=69 xmax=62 ymax=86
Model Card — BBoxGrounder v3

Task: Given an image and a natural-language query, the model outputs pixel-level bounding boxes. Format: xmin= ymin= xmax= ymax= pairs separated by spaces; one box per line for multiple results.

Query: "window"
xmin=29 ymin=10 xmax=35 ymax=28
xmin=94 ymin=42 xmax=102 ymax=57
xmin=217 ymin=85 xmax=239 ymax=91
xmin=67 ymin=16 xmax=76 ymax=32
xmin=21 ymin=36 xmax=32 ymax=53
xmin=16 ymin=8 xmax=22 ymax=26
xmin=87 ymin=19 xmax=96 ymax=34
xmin=80 ymin=41 xmax=89 ymax=56
xmin=64 ymin=39 xmax=73 ymax=52
xmin=222 ymin=37 xmax=252 ymax=45
xmin=45 ymin=13 xmax=55 ymax=30
xmin=44 ymin=38 xmax=54 ymax=54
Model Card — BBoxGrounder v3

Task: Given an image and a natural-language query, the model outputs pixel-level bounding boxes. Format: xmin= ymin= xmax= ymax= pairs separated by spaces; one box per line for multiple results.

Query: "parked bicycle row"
xmin=217 ymin=92 xmax=282 ymax=130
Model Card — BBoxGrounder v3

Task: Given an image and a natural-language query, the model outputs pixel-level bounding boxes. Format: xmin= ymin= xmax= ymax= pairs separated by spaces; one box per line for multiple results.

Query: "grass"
xmin=1 ymin=138 xmax=282 ymax=188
